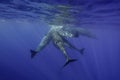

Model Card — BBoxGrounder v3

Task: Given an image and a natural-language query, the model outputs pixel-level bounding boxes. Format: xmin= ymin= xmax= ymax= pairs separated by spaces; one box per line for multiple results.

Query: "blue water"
xmin=0 ymin=0 xmax=120 ymax=80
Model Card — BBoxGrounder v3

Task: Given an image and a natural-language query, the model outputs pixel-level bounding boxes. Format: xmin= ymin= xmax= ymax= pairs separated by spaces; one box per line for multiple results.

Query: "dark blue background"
xmin=0 ymin=0 xmax=120 ymax=80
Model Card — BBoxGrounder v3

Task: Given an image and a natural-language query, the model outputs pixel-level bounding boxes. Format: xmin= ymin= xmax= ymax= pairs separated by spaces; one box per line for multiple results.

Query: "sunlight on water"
xmin=0 ymin=0 xmax=120 ymax=80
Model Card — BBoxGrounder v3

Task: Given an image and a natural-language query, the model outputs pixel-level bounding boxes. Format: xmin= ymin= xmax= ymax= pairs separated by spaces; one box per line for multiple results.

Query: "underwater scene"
xmin=0 ymin=0 xmax=120 ymax=80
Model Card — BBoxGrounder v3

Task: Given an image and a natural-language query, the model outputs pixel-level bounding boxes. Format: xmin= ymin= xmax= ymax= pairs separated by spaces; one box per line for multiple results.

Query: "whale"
xmin=30 ymin=25 xmax=95 ymax=67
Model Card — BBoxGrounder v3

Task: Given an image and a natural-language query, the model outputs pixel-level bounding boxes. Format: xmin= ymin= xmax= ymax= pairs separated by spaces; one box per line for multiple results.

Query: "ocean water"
xmin=0 ymin=0 xmax=120 ymax=80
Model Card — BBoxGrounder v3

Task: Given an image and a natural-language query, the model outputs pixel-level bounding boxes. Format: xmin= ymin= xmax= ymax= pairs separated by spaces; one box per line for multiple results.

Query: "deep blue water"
xmin=0 ymin=0 xmax=120 ymax=80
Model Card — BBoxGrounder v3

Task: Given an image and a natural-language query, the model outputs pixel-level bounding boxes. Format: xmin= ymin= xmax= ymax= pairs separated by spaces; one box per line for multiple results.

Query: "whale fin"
xmin=79 ymin=48 xmax=85 ymax=55
xmin=63 ymin=59 xmax=77 ymax=67
xmin=30 ymin=49 xmax=37 ymax=58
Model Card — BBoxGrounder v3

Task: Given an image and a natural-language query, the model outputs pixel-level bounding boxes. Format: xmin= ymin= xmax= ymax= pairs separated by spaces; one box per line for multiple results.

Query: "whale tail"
xmin=63 ymin=59 xmax=77 ymax=67
xmin=30 ymin=49 xmax=37 ymax=58
xmin=79 ymin=48 xmax=85 ymax=55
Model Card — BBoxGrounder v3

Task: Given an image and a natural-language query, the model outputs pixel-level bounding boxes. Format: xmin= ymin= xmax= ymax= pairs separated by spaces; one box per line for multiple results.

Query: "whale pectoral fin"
xmin=63 ymin=59 xmax=77 ymax=67
xmin=30 ymin=49 xmax=37 ymax=58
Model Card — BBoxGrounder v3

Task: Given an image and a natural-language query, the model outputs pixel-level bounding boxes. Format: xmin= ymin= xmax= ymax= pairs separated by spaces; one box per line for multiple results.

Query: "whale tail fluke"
xmin=79 ymin=48 xmax=85 ymax=55
xmin=30 ymin=49 xmax=37 ymax=58
xmin=63 ymin=59 xmax=77 ymax=67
